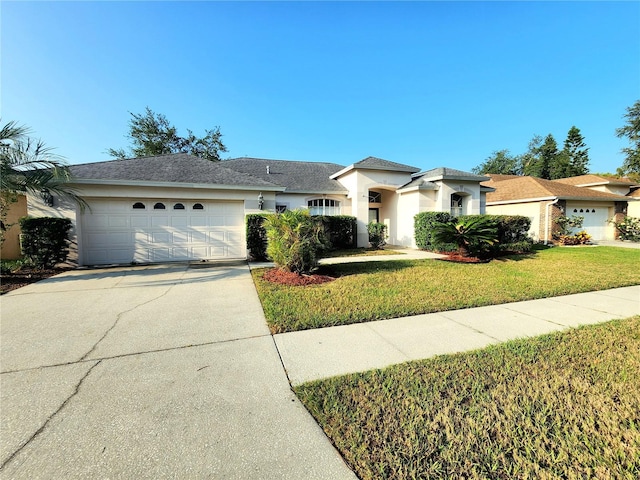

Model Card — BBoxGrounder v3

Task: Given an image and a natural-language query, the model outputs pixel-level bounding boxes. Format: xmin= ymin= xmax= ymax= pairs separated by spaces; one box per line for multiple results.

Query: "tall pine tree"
xmin=562 ymin=126 xmax=590 ymax=177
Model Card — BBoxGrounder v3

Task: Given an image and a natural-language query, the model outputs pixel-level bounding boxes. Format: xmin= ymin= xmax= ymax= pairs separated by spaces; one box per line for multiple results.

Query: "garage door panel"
xmin=131 ymin=217 xmax=148 ymax=228
xmin=81 ymin=199 xmax=245 ymax=265
xmin=565 ymin=203 xmax=612 ymax=241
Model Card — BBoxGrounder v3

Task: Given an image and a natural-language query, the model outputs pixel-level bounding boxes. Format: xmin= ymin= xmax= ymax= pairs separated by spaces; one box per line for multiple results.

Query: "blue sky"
xmin=2 ymin=1 xmax=639 ymax=174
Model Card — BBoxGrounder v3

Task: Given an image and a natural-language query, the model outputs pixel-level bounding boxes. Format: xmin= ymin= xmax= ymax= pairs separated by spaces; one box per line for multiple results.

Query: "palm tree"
xmin=1 ymin=120 xmax=83 ymax=239
xmin=431 ymin=217 xmax=498 ymax=257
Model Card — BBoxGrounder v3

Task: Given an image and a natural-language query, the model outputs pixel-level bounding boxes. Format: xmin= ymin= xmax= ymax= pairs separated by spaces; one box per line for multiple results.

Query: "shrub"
xmin=554 ymin=215 xmax=584 ymax=239
xmin=612 ymin=216 xmax=640 ymax=242
xmin=316 ymin=215 xmax=357 ymax=249
xmin=460 ymin=214 xmax=533 ymax=254
xmin=431 ymin=217 xmax=498 ymax=257
xmin=264 ymin=209 xmax=328 ymax=274
xmin=246 ymin=213 xmax=269 ymax=260
xmin=414 ymin=212 xmax=454 ymax=250
xmin=367 ymin=222 xmax=387 ymax=249
xmin=19 ymin=217 xmax=72 ymax=269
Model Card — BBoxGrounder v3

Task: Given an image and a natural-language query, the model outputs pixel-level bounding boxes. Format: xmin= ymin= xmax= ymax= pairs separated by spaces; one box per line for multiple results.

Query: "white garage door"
xmin=80 ymin=199 xmax=245 ymax=265
xmin=565 ymin=203 xmax=612 ymax=241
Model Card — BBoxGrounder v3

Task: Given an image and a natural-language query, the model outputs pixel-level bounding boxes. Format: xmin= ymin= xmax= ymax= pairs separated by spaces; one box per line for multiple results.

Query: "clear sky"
xmin=2 ymin=1 xmax=639 ymax=174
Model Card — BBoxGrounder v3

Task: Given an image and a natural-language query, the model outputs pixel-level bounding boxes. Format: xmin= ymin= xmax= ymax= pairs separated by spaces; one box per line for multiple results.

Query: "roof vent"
xmin=266 ymin=165 xmax=270 ymax=174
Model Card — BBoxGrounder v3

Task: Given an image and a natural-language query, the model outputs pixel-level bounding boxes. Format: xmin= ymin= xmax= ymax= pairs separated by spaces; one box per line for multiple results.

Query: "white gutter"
xmin=544 ymin=198 xmax=559 ymax=245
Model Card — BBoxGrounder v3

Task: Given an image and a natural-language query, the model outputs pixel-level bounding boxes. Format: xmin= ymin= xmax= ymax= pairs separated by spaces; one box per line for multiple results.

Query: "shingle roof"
xmin=485 ymin=174 xmax=523 ymax=182
xmin=414 ymin=167 xmax=489 ymax=182
xmin=352 ymin=156 xmax=420 ymax=173
xmin=69 ymin=154 xmax=280 ymax=189
xmin=487 ymin=176 xmax=628 ymax=203
xmin=628 ymin=188 xmax=640 ymax=198
xmin=554 ymin=174 xmax=638 ymax=187
xmin=222 ymin=157 xmax=347 ymax=193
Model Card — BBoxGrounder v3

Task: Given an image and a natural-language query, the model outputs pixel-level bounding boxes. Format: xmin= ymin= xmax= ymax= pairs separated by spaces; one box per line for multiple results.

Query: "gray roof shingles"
xmin=222 ymin=157 xmax=348 ymax=193
xmin=414 ymin=167 xmax=489 ymax=182
xmin=352 ymin=156 xmax=420 ymax=173
xmin=69 ymin=154 xmax=280 ymax=189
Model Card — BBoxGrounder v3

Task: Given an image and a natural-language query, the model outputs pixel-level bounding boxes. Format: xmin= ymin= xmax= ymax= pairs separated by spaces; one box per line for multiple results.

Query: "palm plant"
xmin=431 ymin=217 xmax=498 ymax=257
xmin=1 ymin=120 xmax=84 ymax=242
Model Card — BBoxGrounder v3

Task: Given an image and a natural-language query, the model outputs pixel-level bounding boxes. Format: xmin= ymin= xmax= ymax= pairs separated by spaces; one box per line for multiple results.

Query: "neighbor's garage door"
xmin=80 ymin=199 xmax=245 ymax=265
xmin=565 ymin=202 xmax=611 ymax=241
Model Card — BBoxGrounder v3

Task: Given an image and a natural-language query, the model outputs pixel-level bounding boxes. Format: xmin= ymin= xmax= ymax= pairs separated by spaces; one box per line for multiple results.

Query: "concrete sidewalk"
xmin=274 ymin=285 xmax=640 ymax=386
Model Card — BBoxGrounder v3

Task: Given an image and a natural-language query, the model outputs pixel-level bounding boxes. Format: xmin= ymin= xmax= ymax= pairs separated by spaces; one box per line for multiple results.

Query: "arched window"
xmin=173 ymin=203 xmax=185 ymax=210
xmin=368 ymin=191 xmax=382 ymax=203
xmin=451 ymin=194 xmax=464 ymax=216
xmin=193 ymin=203 xmax=204 ymax=210
xmin=307 ymin=199 xmax=340 ymax=216
xmin=132 ymin=202 xmax=146 ymax=209
xmin=154 ymin=202 xmax=166 ymax=210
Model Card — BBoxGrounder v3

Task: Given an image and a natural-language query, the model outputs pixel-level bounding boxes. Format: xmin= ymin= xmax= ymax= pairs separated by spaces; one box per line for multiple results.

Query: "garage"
xmin=80 ymin=199 xmax=245 ymax=265
xmin=565 ymin=202 xmax=613 ymax=241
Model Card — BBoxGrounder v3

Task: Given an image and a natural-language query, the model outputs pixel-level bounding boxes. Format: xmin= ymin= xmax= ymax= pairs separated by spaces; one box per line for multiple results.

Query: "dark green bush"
xmin=367 ymin=222 xmax=387 ymax=249
xmin=19 ymin=217 xmax=72 ymax=269
xmin=246 ymin=214 xmax=269 ymax=261
xmin=459 ymin=214 xmax=533 ymax=254
xmin=315 ymin=215 xmax=357 ymax=249
xmin=414 ymin=212 xmax=455 ymax=251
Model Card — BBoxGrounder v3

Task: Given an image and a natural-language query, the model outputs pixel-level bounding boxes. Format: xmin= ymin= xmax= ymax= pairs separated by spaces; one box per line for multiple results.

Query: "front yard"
xmin=252 ymin=246 xmax=640 ymax=333
xmin=295 ymin=316 xmax=640 ymax=479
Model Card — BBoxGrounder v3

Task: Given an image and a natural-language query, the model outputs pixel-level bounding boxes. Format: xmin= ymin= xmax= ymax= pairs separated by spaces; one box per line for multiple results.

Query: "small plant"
xmin=611 ymin=216 xmax=640 ymax=242
xmin=367 ymin=222 xmax=387 ymax=250
xmin=558 ymin=230 xmax=592 ymax=245
xmin=431 ymin=217 xmax=498 ymax=257
xmin=263 ymin=209 xmax=327 ymax=274
xmin=554 ymin=215 xmax=584 ymax=238
xmin=18 ymin=217 xmax=72 ymax=269
xmin=246 ymin=213 xmax=269 ymax=261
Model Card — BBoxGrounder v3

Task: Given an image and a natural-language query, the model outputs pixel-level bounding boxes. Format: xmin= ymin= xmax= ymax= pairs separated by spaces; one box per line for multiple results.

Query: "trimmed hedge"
xmin=315 ymin=215 xmax=357 ymax=249
xmin=246 ymin=213 xmax=269 ymax=261
xmin=367 ymin=222 xmax=387 ymax=249
xmin=19 ymin=216 xmax=72 ymax=269
xmin=415 ymin=212 xmax=533 ymax=255
xmin=414 ymin=212 xmax=456 ymax=251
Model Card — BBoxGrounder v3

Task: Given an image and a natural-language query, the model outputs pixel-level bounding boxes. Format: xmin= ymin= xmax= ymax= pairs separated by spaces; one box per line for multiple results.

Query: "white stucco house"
xmin=28 ymin=154 xmax=491 ymax=266
xmin=482 ymin=174 xmax=639 ymax=242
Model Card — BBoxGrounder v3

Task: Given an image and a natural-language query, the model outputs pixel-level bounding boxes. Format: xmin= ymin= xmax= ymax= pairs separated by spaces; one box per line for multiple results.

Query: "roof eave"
xmin=69 ymin=178 xmax=285 ymax=192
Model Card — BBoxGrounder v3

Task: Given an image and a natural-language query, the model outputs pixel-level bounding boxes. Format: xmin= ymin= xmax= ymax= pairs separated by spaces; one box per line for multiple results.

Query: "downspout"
xmin=544 ymin=198 xmax=559 ymax=245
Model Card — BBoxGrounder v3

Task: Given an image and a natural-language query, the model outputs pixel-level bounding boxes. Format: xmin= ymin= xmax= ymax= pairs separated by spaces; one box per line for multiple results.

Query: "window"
xmin=368 ymin=191 xmax=382 ymax=203
xmin=154 ymin=202 xmax=166 ymax=210
xmin=173 ymin=203 xmax=185 ymax=210
xmin=276 ymin=204 xmax=288 ymax=213
xmin=307 ymin=198 xmax=341 ymax=216
xmin=132 ymin=202 xmax=146 ymax=209
xmin=193 ymin=203 xmax=204 ymax=210
xmin=451 ymin=194 xmax=463 ymax=216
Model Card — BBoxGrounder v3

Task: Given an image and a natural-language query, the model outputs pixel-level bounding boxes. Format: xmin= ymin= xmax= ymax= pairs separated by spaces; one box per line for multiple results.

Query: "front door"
xmin=368 ymin=208 xmax=379 ymax=223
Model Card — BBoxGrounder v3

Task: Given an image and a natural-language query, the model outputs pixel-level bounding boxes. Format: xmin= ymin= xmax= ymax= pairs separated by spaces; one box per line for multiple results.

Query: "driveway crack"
xmin=78 ymin=285 xmax=176 ymax=361
xmin=0 ymin=360 xmax=102 ymax=471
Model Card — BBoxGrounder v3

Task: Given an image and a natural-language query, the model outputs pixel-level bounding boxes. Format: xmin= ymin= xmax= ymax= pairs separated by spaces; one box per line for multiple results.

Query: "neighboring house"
xmin=27 ymin=154 xmax=491 ymax=266
xmin=0 ymin=194 xmax=27 ymax=260
xmin=628 ymin=188 xmax=640 ymax=218
xmin=482 ymin=174 xmax=636 ymax=242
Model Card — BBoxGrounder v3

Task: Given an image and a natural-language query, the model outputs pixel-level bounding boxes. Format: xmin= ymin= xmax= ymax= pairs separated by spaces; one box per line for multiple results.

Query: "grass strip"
xmin=253 ymin=246 xmax=640 ymax=333
xmin=295 ymin=317 xmax=640 ymax=479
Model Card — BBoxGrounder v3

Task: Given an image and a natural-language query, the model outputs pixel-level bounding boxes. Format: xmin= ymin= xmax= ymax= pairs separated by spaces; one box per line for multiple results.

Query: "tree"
xmin=519 ymin=135 xmax=544 ymax=177
xmin=615 ymin=100 xmax=640 ymax=177
xmin=521 ymin=134 xmax=560 ymax=179
xmin=0 ymin=120 xmax=81 ymax=244
xmin=472 ymin=149 xmax=521 ymax=175
xmin=562 ymin=126 xmax=590 ymax=177
xmin=108 ymin=107 xmax=227 ymax=161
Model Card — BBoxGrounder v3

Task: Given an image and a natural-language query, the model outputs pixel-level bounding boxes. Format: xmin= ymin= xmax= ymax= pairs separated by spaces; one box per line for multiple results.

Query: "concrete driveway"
xmin=0 ymin=263 xmax=355 ymax=479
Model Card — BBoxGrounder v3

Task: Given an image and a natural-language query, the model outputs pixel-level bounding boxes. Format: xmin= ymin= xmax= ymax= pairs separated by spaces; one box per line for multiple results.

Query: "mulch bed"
xmin=437 ymin=252 xmax=491 ymax=263
xmin=0 ymin=268 xmax=69 ymax=294
xmin=262 ymin=268 xmax=337 ymax=286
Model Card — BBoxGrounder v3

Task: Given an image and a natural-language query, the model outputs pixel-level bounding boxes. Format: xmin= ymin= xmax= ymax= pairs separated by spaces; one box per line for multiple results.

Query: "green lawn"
xmin=295 ymin=317 xmax=640 ymax=479
xmin=252 ymin=246 xmax=640 ymax=333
